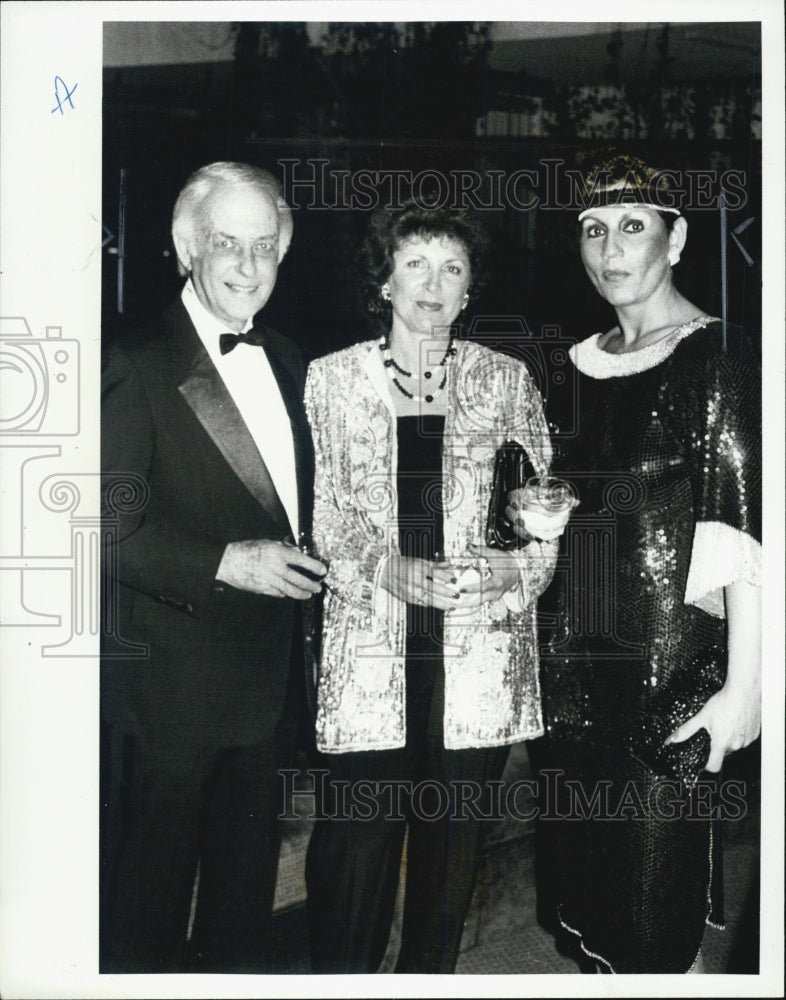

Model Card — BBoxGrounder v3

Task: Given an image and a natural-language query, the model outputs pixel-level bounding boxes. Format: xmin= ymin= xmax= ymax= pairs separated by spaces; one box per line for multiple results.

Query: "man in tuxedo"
xmin=100 ymin=162 xmax=325 ymax=973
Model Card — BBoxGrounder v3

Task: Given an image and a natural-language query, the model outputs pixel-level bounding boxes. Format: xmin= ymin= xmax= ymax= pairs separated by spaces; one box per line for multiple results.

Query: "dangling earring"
xmin=461 ymin=293 xmax=470 ymax=311
xmin=380 ymin=283 xmax=391 ymax=301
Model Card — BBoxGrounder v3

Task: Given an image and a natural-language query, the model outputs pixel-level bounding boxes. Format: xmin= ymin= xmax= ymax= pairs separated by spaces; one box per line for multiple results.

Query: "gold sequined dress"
xmin=542 ymin=318 xmax=761 ymax=973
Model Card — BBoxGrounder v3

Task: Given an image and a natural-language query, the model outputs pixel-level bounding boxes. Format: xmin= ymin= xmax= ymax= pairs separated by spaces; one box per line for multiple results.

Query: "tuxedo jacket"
xmin=101 ymin=299 xmax=314 ymax=754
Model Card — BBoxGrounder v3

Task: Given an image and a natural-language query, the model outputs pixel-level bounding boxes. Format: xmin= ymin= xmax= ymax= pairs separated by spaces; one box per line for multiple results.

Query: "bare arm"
xmin=667 ymin=580 xmax=761 ymax=770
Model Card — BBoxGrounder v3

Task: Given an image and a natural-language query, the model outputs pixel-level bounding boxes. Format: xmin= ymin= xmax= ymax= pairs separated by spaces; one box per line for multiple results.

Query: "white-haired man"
xmin=101 ymin=162 xmax=325 ymax=972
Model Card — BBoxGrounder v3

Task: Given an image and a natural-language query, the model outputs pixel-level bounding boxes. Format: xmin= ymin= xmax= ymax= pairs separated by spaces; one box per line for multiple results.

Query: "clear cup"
xmin=519 ymin=476 xmax=579 ymax=515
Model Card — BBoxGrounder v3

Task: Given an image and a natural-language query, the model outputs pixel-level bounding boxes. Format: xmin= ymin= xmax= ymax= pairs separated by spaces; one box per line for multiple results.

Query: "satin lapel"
xmin=178 ymin=351 xmax=289 ymax=530
xmin=262 ymin=339 xmax=315 ymax=537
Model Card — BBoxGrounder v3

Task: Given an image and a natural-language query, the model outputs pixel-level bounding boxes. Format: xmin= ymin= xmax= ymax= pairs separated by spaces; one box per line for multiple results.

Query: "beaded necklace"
xmin=379 ymin=336 xmax=456 ymax=403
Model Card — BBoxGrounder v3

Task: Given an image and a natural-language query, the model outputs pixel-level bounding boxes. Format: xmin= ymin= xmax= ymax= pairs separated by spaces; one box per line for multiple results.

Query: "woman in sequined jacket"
xmin=508 ymin=152 xmax=762 ymax=974
xmin=303 ymin=201 xmax=557 ymax=973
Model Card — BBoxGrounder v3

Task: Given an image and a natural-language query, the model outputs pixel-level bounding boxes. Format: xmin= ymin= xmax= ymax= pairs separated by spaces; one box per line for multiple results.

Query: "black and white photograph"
xmin=0 ymin=3 xmax=783 ymax=997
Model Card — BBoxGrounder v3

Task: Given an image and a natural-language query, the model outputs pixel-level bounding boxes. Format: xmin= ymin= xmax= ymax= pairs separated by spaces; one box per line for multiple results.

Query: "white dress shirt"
xmin=181 ymin=280 xmax=299 ymax=536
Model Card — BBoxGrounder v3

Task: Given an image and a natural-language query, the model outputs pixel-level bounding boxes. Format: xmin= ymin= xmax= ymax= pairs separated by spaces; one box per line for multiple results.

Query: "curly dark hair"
xmin=357 ymin=200 xmax=491 ymax=336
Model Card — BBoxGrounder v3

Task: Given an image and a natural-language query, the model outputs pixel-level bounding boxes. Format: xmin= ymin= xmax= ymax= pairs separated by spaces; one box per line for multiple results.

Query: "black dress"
xmin=306 ymin=414 xmax=509 ymax=973
xmin=542 ymin=319 xmax=761 ymax=972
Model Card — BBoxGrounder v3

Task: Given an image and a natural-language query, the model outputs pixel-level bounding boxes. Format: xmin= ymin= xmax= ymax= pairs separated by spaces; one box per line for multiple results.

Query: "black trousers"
xmin=100 ymin=725 xmax=292 ymax=973
xmin=305 ymin=652 xmax=510 ymax=973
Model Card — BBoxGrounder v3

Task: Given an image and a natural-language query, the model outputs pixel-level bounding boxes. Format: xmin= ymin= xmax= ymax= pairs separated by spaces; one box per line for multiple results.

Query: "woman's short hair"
xmin=171 ymin=162 xmax=293 ymax=275
xmin=358 ymin=200 xmax=491 ymax=333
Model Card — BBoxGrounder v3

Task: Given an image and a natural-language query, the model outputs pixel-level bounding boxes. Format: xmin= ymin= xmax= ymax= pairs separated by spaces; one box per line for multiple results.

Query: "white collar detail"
xmin=569 ymin=316 xmax=720 ymax=379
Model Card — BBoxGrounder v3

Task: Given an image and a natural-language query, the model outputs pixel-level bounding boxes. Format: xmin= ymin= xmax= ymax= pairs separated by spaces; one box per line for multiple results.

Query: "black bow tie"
xmin=219 ymin=328 xmax=266 ymax=355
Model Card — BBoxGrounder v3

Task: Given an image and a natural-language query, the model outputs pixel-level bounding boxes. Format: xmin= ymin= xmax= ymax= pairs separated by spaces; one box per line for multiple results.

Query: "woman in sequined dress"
xmin=508 ymin=153 xmax=761 ymax=973
xmin=303 ymin=201 xmax=557 ymax=972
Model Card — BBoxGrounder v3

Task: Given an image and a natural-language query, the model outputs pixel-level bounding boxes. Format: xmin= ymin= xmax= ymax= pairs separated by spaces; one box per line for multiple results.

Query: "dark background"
xmin=102 ymin=21 xmax=762 ymax=375
xmin=99 ymin=22 xmax=764 ymax=973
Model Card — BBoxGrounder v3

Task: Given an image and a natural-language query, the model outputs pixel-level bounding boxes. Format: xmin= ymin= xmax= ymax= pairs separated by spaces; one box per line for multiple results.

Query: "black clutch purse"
xmin=626 ymin=645 xmax=727 ymax=790
xmin=485 ymin=440 xmax=536 ymax=550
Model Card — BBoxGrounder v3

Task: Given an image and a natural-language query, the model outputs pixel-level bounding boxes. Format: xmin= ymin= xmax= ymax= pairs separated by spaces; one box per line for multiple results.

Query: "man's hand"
xmin=216 ymin=539 xmax=327 ymax=599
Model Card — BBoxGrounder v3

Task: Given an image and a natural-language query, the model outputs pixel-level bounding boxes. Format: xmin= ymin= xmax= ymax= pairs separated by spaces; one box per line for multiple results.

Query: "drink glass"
xmin=283 ymin=533 xmax=329 ymax=582
xmin=519 ymin=476 xmax=579 ymax=515
xmin=283 ymin=532 xmax=313 ymax=553
xmin=511 ymin=476 xmax=579 ymax=542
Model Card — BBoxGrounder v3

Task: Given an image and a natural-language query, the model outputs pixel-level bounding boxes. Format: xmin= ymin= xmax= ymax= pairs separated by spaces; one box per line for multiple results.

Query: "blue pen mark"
xmin=51 ymin=76 xmax=77 ymax=115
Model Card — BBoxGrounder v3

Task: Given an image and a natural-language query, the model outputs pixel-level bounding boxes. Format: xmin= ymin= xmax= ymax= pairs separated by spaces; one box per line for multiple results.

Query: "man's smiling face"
xmin=183 ymin=182 xmax=282 ymax=331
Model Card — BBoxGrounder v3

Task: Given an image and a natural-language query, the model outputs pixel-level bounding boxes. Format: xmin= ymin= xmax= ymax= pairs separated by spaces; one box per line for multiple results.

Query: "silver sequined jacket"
xmin=304 ymin=339 xmax=558 ymax=752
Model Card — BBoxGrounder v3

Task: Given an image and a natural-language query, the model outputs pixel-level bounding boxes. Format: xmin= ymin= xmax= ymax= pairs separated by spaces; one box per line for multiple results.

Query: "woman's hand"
xmin=432 ymin=546 xmax=521 ymax=609
xmin=505 ymin=487 xmax=574 ymax=542
xmin=665 ymin=678 xmax=761 ymax=772
xmin=666 ymin=580 xmax=761 ymax=772
xmin=380 ymin=555 xmax=462 ymax=611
